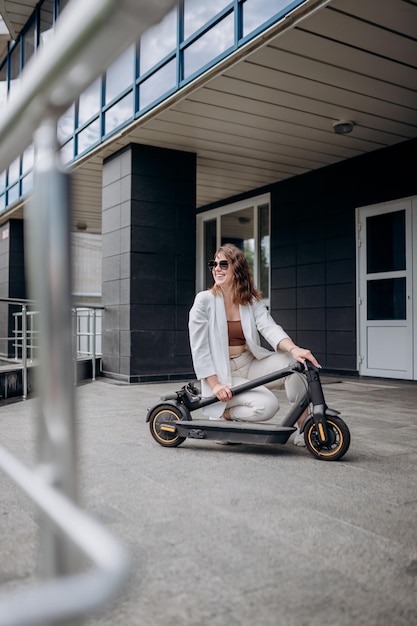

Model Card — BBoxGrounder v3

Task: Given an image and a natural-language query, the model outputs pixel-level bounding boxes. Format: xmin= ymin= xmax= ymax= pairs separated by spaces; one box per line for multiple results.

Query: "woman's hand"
xmin=212 ymin=382 xmax=232 ymax=402
xmin=289 ymin=346 xmax=321 ymax=368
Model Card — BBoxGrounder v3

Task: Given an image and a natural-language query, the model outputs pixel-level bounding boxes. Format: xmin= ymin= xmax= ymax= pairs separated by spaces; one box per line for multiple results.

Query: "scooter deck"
xmin=163 ymin=419 xmax=296 ymax=445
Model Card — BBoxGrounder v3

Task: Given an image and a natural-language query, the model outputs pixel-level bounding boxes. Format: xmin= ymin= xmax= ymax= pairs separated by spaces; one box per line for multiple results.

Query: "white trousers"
xmin=226 ymin=350 xmax=307 ymax=422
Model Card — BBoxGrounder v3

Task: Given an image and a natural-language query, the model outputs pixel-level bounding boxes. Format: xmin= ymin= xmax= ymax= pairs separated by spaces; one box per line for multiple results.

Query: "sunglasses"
xmin=208 ymin=260 xmax=229 ymax=271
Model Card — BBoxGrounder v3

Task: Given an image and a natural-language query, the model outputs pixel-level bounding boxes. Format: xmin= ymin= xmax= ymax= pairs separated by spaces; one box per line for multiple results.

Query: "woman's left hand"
xmin=289 ymin=346 xmax=321 ymax=368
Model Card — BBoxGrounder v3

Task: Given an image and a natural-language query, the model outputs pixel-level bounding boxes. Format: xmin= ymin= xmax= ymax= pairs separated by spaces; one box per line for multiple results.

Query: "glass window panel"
xmin=8 ymin=157 xmax=20 ymax=185
xmin=58 ymin=104 xmax=75 ymax=143
xmin=0 ymin=62 xmax=7 ymax=109
xmin=8 ymin=183 xmax=19 ymax=205
xmin=22 ymin=145 xmax=34 ymax=174
xmin=40 ymin=0 xmax=54 ymax=47
xmin=140 ymin=8 xmax=177 ymax=75
xmin=105 ymin=92 xmax=133 ymax=135
xmin=366 ymin=211 xmax=405 ymax=274
xmin=60 ymin=139 xmax=74 ymax=165
xmin=367 ymin=278 xmax=406 ymax=320
xmin=221 ymin=207 xmax=254 ymax=271
xmin=79 ymin=78 xmax=101 ymax=126
xmin=140 ymin=60 xmax=176 ymax=110
xmin=105 ymin=45 xmax=134 ymax=104
xmin=243 ymin=0 xmax=296 ymax=36
xmin=22 ymin=171 xmax=33 ymax=196
xmin=184 ymin=0 xmax=231 ymax=39
xmin=0 ymin=171 xmax=5 ymax=194
xmin=77 ymin=118 xmax=100 ymax=155
xmin=259 ymin=203 xmax=270 ymax=298
xmin=184 ymin=14 xmax=234 ymax=79
xmin=204 ymin=219 xmax=217 ymax=289
xmin=0 ymin=193 xmax=4 ymax=212
xmin=9 ymin=41 xmax=21 ymax=97
xmin=23 ymin=20 xmax=35 ymax=65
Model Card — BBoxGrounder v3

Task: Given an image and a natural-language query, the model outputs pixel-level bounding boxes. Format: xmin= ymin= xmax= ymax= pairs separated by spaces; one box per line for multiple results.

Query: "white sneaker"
xmin=294 ymin=428 xmax=306 ymax=447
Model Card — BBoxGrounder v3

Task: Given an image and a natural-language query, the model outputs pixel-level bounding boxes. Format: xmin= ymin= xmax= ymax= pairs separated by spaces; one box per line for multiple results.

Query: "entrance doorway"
xmin=357 ymin=197 xmax=416 ymax=380
xmin=197 ymin=194 xmax=270 ymax=304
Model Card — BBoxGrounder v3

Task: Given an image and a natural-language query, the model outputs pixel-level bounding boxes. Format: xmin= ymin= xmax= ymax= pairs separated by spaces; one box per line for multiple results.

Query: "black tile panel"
xmin=297 ymin=307 xmax=325 ymax=331
xmin=297 ymin=285 xmax=325 ymax=309
xmin=297 ymin=263 xmax=325 ymax=287
xmin=326 ymin=283 xmax=355 ymax=308
xmin=326 ymin=258 xmax=356 ymax=285
xmin=271 ymin=266 xmax=296 ymax=290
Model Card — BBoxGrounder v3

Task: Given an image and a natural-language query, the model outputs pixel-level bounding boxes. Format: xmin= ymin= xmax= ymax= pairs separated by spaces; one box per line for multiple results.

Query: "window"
xmin=183 ymin=0 xmax=231 ymax=39
xmin=198 ymin=194 xmax=270 ymax=302
xmin=183 ymin=13 xmax=234 ymax=79
xmin=140 ymin=8 xmax=177 ymax=75
xmin=105 ymin=45 xmax=135 ymax=105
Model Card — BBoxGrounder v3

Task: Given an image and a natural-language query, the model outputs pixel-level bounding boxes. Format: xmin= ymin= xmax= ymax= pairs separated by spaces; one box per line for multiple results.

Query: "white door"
xmin=357 ymin=198 xmax=414 ymax=380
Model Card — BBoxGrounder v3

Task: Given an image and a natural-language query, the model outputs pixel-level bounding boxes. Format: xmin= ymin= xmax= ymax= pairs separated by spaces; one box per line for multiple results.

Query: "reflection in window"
xmin=243 ymin=0 xmax=297 ymax=36
xmin=77 ymin=119 xmax=100 ymax=155
xmin=105 ymin=92 xmax=133 ymax=135
xmin=184 ymin=13 xmax=234 ymax=79
xmin=0 ymin=171 xmax=5 ymax=194
xmin=58 ymin=104 xmax=75 ymax=143
xmin=367 ymin=278 xmax=406 ymax=320
xmin=259 ymin=203 xmax=270 ymax=298
xmin=140 ymin=60 xmax=176 ymax=110
xmin=22 ymin=145 xmax=34 ymax=174
xmin=366 ymin=211 xmax=405 ymax=274
xmin=8 ymin=183 xmax=19 ymax=205
xmin=61 ymin=139 xmax=74 ymax=165
xmin=105 ymin=45 xmax=134 ymax=104
xmin=204 ymin=219 xmax=217 ymax=289
xmin=22 ymin=172 xmax=33 ymax=196
xmin=184 ymin=0 xmax=230 ymax=39
xmin=0 ymin=194 xmax=4 ymax=212
xmin=8 ymin=157 xmax=20 ymax=185
xmin=140 ymin=8 xmax=177 ymax=75
xmin=79 ymin=78 xmax=101 ymax=126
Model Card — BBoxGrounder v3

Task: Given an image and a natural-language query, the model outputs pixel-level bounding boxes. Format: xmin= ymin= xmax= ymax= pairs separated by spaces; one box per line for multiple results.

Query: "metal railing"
xmin=0 ymin=0 xmax=178 ymax=624
xmin=0 ymin=298 xmax=103 ymax=400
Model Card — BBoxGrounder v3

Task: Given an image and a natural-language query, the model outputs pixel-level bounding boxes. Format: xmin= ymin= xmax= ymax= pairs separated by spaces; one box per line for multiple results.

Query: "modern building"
xmin=0 ymin=0 xmax=416 ymax=383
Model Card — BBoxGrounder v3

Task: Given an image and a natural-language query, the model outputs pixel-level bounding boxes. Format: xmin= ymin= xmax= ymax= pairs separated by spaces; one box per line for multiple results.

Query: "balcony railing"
xmin=0 ymin=298 xmax=103 ymax=401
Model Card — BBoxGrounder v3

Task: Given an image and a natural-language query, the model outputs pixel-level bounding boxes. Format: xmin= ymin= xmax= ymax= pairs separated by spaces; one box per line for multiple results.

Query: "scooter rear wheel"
xmin=304 ymin=415 xmax=350 ymax=461
xmin=149 ymin=404 xmax=186 ymax=447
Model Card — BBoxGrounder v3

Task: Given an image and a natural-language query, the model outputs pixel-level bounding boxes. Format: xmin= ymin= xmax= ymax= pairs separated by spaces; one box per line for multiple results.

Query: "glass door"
xmin=357 ymin=199 xmax=413 ymax=379
xmin=197 ymin=194 xmax=270 ymax=303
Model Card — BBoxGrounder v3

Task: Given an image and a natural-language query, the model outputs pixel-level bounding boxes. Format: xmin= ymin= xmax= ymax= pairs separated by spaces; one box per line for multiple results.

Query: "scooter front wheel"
xmin=304 ymin=415 xmax=350 ymax=461
xmin=149 ymin=404 xmax=186 ymax=447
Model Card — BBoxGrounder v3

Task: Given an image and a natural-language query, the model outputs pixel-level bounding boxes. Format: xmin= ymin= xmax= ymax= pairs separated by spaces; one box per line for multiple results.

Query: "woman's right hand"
xmin=212 ymin=382 xmax=232 ymax=403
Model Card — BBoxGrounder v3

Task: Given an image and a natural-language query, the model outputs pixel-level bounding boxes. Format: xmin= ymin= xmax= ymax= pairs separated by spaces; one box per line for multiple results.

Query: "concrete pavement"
xmin=1 ymin=374 xmax=417 ymax=625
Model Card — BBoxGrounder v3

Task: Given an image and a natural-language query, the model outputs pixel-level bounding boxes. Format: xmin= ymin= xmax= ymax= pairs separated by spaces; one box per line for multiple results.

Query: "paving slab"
xmin=0 ymin=375 xmax=416 ymax=625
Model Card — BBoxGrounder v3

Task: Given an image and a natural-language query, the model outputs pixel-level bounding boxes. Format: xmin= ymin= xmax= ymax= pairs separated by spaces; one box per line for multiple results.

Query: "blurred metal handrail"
xmin=0 ymin=0 xmax=178 ymax=174
xmin=0 ymin=443 xmax=130 ymax=626
xmin=0 ymin=0 xmax=178 ymax=624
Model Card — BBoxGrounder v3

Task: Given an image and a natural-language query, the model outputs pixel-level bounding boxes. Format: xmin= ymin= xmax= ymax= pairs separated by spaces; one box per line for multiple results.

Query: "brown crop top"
xmin=227 ymin=320 xmax=245 ymax=346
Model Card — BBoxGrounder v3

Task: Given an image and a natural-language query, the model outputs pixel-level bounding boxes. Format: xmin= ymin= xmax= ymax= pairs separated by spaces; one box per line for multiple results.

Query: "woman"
xmin=188 ymin=243 xmax=320 ymax=445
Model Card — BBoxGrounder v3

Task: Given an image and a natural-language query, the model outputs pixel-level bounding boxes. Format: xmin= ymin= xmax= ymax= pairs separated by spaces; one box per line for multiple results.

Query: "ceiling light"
xmin=332 ymin=120 xmax=355 ymax=135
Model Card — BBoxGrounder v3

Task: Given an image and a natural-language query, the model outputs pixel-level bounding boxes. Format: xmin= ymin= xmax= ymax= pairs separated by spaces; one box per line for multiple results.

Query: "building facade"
xmin=0 ymin=0 xmax=416 ymax=381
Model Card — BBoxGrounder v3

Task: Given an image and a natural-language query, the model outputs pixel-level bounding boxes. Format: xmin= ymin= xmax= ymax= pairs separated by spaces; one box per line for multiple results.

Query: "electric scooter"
xmin=146 ymin=361 xmax=350 ymax=461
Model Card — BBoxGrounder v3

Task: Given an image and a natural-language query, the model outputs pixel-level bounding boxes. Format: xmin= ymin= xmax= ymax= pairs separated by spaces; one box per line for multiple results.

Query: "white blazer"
xmin=188 ymin=290 xmax=289 ymax=417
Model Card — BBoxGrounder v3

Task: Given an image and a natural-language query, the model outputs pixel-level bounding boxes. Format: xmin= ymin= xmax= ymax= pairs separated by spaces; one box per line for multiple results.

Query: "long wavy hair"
xmin=210 ymin=243 xmax=262 ymax=304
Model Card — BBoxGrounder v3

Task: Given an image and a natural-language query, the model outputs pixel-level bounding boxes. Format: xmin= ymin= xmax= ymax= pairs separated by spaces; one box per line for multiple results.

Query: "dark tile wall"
xmin=102 ymin=144 xmax=196 ymax=382
xmin=270 ymin=137 xmax=417 ymax=373
xmin=0 ymin=220 xmax=26 ymax=357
